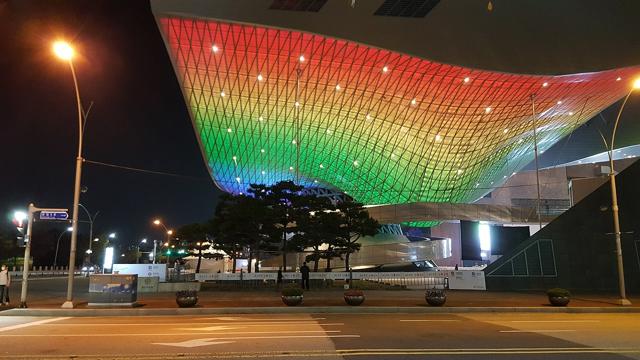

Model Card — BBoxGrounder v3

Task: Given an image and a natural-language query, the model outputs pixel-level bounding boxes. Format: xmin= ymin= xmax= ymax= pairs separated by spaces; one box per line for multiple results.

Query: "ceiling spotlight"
xmin=435 ymin=134 xmax=442 ymax=142
xmin=411 ymin=98 xmax=417 ymax=106
xmin=227 ymin=128 xmax=232 ymax=133
xmin=212 ymin=45 xmax=219 ymax=53
xmin=335 ymin=84 xmax=341 ymax=91
xmin=616 ymin=77 xmax=622 ymax=81
xmin=299 ymin=55 xmax=305 ymax=62
xmin=484 ymin=107 xmax=492 ymax=113
xmin=542 ymin=82 xmax=549 ymax=87
xmin=557 ymin=100 xmax=563 ymax=105
xmin=382 ymin=66 xmax=389 ymax=73
xmin=257 ymin=74 xmax=263 ymax=81
xmin=463 ymin=77 xmax=470 ymax=83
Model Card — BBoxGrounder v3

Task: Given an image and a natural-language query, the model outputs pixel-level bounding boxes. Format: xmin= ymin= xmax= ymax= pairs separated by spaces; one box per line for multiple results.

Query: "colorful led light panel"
xmin=158 ymin=17 xmax=640 ymax=205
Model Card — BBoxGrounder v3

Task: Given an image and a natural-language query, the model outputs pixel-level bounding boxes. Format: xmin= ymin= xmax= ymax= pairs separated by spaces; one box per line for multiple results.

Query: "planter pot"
xmin=281 ymin=295 xmax=303 ymax=306
xmin=425 ymin=291 xmax=446 ymax=306
xmin=176 ymin=295 xmax=198 ymax=308
xmin=344 ymin=295 xmax=365 ymax=306
xmin=548 ymin=296 xmax=570 ymax=307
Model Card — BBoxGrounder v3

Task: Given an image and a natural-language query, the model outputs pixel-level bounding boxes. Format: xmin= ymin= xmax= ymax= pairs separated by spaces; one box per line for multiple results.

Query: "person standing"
xmin=300 ymin=262 xmax=310 ymax=290
xmin=0 ymin=265 xmax=10 ymax=306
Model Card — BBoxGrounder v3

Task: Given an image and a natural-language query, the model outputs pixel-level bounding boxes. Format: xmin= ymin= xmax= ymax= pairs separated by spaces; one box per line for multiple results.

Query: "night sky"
xmin=1 ymin=0 xmax=221 ymax=246
xmin=1 ymin=0 xmax=639 ymax=249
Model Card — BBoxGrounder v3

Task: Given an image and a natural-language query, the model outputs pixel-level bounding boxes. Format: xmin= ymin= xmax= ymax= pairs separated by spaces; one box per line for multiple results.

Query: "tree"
xmin=337 ymin=199 xmax=380 ymax=270
xmin=289 ymin=196 xmax=335 ymax=272
xmin=252 ymin=181 xmax=305 ymax=270
xmin=177 ymin=222 xmax=210 ymax=273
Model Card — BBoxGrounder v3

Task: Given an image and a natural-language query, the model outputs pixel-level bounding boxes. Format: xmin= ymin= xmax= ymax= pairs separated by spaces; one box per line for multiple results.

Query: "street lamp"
xmin=53 ymin=227 xmax=74 ymax=268
xmin=153 ymin=219 xmax=174 ymax=264
xmin=78 ymin=204 xmax=99 ymax=264
xmin=606 ymin=77 xmax=640 ymax=306
xmin=53 ymin=40 xmax=84 ymax=309
xmin=136 ymin=238 xmax=148 ymax=264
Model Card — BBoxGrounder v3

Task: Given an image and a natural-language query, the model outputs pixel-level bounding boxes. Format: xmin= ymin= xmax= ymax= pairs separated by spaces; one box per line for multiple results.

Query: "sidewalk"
xmin=2 ymin=285 xmax=639 ymax=316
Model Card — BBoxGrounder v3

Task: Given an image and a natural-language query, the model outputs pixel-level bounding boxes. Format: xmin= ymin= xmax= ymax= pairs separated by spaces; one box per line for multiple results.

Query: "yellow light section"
xmin=53 ymin=41 xmax=74 ymax=61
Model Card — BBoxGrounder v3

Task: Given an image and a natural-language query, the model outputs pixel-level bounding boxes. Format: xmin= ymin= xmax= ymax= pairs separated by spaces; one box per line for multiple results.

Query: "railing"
xmin=195 ymin=271 xmax=449 ymax=290
xmin=195 ymin=270 xmax=486 ymax=290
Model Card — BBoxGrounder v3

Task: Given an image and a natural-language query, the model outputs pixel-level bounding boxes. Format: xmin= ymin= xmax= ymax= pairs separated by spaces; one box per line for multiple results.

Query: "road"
xmin=0 ymin=313 xmax=639 ymax=359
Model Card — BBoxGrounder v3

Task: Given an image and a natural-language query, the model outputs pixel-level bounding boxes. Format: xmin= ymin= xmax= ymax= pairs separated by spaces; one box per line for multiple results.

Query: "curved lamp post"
xmin=607 ymin=77 xmax=640 ymax=306
xmin=53 ymin=40 xmax=84 ymax=309
xmin=153 ymin=219 xmax=173 ymax=264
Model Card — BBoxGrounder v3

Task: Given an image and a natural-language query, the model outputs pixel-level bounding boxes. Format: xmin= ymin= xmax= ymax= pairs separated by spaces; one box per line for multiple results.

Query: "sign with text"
xmin=39 ymin=211 xmax=68 ymax=221
xmin=113 ymin=263 xmax=167 ymax=282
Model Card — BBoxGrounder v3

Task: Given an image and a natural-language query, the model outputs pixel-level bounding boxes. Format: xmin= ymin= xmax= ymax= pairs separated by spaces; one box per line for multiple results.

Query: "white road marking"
xmin=509 ymin=320 xmax=600 ymax=323
xmin=178 ymin=325 xmax=243 ymax=331
xmin=203 ymin=316 xmax=326 ymax=321
xmin=400 ymin=319 xmax=460 ymax=322
xmin=154 ymin=339 xmax=234 ymax=348
xmin=154 ymin=334 xmax=359 ymax=348
xmin=42 ymin=322 xmax=344 ymax=327
xmin=0 ymin=317 xmax=69 ymax=332
xmin=500 ymin=330 xmax=578 ymax=333
xmin=0 ymin=330 xmax=342 ymax=337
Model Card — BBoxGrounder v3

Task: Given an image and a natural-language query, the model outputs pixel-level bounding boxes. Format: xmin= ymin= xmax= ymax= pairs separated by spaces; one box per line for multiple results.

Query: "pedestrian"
xmin=455 ymin=264 xmax=459 ymax=271
xmin=0 ymin=264 xmax=10 ymax=306
xmin=300 ymin=262 xmax=310 ymax=290
xmin=277 ymin=267 xmax=283 ymax=288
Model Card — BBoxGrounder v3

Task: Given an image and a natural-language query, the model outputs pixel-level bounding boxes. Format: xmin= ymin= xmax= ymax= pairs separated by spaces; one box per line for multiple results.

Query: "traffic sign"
xmin=40 ymin=211 xmax=69 ymax=220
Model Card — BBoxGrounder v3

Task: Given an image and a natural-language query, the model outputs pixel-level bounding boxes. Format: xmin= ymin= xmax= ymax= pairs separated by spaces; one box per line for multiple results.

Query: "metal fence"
xmin=195 ymin=271 xmax=450 ymax=290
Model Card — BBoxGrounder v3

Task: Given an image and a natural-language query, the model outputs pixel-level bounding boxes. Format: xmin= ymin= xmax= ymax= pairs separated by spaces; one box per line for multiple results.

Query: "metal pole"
xmin=53 ymin=230 xmax=68 ymax=268
xmin=530 ymin=94 xmax=543 ymax=230
xmin=153 ymin=240 xmax=157 ymax=264
xmin=19 ymin=204 xmax=35 ymax=308
xmin=63 ymin=61 xmax=83 ymax=309
xmin=609 ymin=90 xmax=633 ymax=306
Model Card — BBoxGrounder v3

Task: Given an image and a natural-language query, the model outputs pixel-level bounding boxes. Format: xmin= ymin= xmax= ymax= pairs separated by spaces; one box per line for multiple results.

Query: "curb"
xmin=2 ymin=306 xmax=640 ymax=317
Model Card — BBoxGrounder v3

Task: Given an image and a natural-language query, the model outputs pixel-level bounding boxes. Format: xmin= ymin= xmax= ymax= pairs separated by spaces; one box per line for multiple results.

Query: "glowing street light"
xmin=606 ymin=76 xmax=640 ymax=306
xmin=108 ymin=233 xmax=116 ymax=239
xmin=52 ymin=41 xmax=74 ymax=61
xmin=53 ymin=40 xmax=84 ymax=309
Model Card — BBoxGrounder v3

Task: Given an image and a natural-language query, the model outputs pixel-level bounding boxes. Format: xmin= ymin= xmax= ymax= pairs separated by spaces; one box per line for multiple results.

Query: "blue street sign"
xmin=40 ymin=211 xmax=69 ymax=221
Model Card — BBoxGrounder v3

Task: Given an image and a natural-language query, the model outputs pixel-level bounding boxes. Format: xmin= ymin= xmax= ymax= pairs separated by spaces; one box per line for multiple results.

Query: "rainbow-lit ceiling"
xmin=158 ymin=17 xmax=639 ymax=205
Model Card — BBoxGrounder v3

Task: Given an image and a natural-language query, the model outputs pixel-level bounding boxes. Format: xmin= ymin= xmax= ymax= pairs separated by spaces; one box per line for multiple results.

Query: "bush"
xmin=344 ymin=289 xmax=364 ymax=297
xmin=546 ymin=288 xmax=571 ymax=298
xmin=176 ymin=290 xmax=197 ymax=297
xmin=281 ymin=287 xmax=304 ymax=297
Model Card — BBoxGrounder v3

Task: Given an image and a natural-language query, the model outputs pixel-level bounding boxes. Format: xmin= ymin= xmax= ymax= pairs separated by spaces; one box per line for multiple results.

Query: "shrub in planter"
xmin=281 ymin=287 xmax=304 ymax=306
xmin=176 ymin=290 xmax=198 ymax=308
xmin=546 ymin=288 xmax=571 ymax=306
xmin=425 ymin=288 xmax=446 ymax=306
xmin=344 ymin=289 xmax=365 ymax=306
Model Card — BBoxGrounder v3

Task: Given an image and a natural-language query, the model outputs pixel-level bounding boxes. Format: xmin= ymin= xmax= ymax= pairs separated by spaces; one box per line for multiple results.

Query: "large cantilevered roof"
xmin=155 ymin=15 xmax=639 ymax=205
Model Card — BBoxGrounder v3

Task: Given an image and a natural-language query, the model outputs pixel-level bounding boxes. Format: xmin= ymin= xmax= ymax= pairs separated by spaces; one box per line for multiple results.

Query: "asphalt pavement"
xmin=0 ymin=313 xmax=639 ymax=359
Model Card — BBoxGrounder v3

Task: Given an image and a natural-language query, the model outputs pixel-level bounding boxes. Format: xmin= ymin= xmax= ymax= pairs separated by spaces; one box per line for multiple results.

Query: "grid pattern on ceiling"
xmin=158 ymin=16 xmax=638 ymax=205
xmin=374 ymin=0 xmax=441 ymax=17
xmin=269 ymin=0 xmax=327 ymax=12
